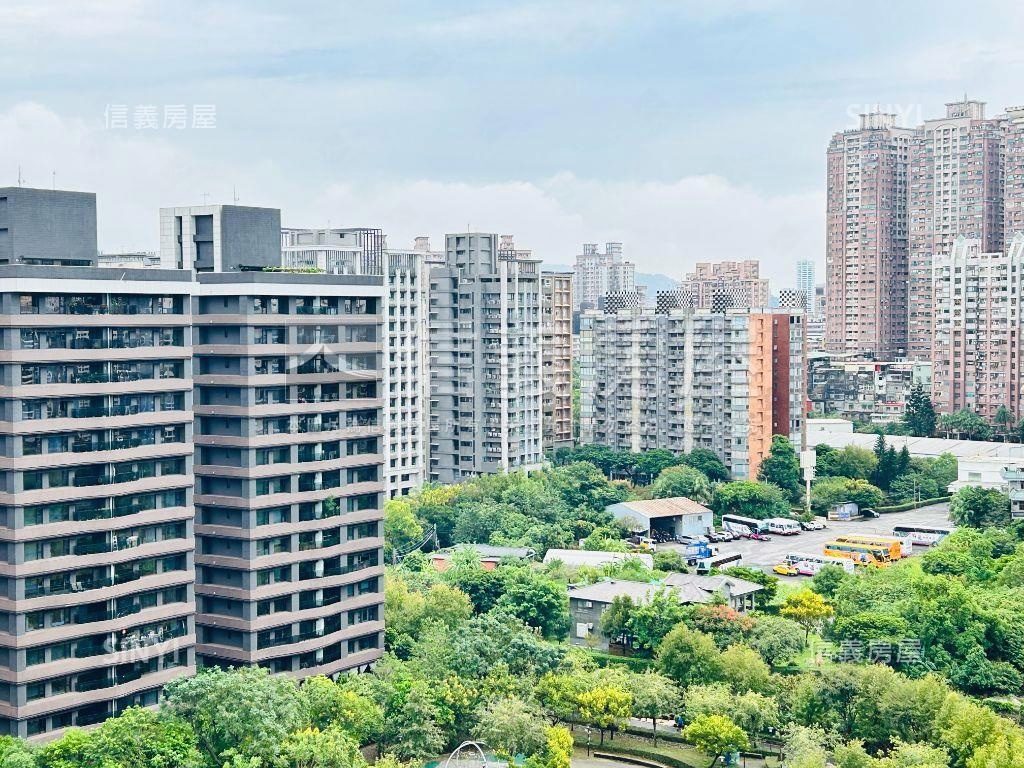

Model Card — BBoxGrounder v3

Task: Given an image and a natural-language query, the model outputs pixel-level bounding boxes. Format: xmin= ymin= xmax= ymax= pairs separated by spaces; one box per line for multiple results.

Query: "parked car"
xmin=748 ymin=532 xmax=772 ymax=541
xmin=678 ymin=534 xmax=709 ymax=545
xmin=773 ymin=563 xmax=799 ymax=576
xmin=861 ymin=508 xmax=881 ymax=519
xmin=705 ymin=531 xmax=730 ymax=543
xmin=800 ymin=519 xmax=826 ymax=531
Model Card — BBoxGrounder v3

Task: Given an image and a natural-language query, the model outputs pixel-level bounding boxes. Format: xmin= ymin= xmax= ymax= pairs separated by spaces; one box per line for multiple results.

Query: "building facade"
xmin=796 ymin=260 xmax=815 ymax=308
xmin=429 ymin=234 xmax=544 ymax=483
xmin=825 ymin=112 xmax=913 ymax=359
xmin=541 ymin=272 xmax=573 ymax=452
xmin=0 ymin=265 xmax=196 ymax=739
xmin=191 ymin=272 xmax=385 ymax=677
xmin=159 ymin=205 xmax=282 ymax=273
xmin=571 ymin=242 xmax=635 ymax=311
xmin=677 ymin=261 xmax=770 ymax=312
xmin=930 ymin=234 xmax=1024 ymax=420
xmin=0 ymin=188 xmax=98 ymax=267
xmin=908 ymin=100 xmax=1006 ymax=361
xmin=807 ymin=354 xmax=933 ymax=424
xmin=579 ymin=307 xmax=805 ymax=479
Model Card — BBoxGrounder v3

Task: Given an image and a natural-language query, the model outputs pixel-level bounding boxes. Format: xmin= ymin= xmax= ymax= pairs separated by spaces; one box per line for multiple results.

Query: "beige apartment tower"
xmin=542 ymin=272 xmax=573 ymax=451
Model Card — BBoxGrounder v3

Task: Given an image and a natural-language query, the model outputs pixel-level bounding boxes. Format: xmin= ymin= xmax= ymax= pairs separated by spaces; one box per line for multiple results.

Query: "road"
xmin=663 ymin=503 xmax=953 ymax=570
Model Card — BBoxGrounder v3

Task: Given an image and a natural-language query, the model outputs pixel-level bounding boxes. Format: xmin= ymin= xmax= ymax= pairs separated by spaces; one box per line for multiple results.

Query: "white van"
xmin=765 ymin=518 xmax=801 ymax=536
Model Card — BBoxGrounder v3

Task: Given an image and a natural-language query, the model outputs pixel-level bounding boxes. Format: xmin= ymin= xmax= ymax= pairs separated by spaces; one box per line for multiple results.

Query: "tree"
xmin=577 ymin=686 xmax=633 ymax=745
xmin=745 ymin=615 xmax=805 ymax=666
xmin=870 ymin=434 xmax=898 ymax=491
xmin=938 ymin=409 xmax=990 ymax=440
xmin=494 ymin=568 xmax=570 ymax=639
xmin=810 ymin=477 xmax=884 ymax=516
xmin=949 ymin=487 xmax=1011 ymax=528
xmin=473 ymin=697 xmax=548 ymax=759
xmin=301 ymin=677 xmax=383 ymax=744
xmin=35 ymin=707 xmax=203 ymax=768
xmin=381 ymin=683 xmax=445 ymax=761
xmin=656 ymin=625 xmax=725 ymax=687
xmin=276 ymin=727 xmax=367 ymax=768
xmin=903 ymin=383 xmax=937 ymax=437
xmin=650 ymin=465 xmax=712 ymax=502
xmin=758 ymin=435 xmax=803 ymax=504
xmin=162 ymin=666 xmax=305 ymax=768
xmin=720 ymin=644 xmax=772 ymax=694
xmin=811 ymin=564 xmax=853 ymax=600
xmin=781 ymin=589 xmax=835 ymax=645
xmin=384 ymin=499 xmax=424 ymax=562
xmin=624 ymin=673 xmax=681 ymax=745
xmin=632 ymin=449 xmax=682 ymax=484
xmin=780 ymin=726 xmax=830 ymax=768
xmin=526 ymin=727 xmax=574 ymax=768
xmin=681 ymin=714 xmax=749 ymax=768
xmin=816 ymin=445 xmax=877 ymax=481
xmin=711 ymin=481 xmax=790 ymax=520
xmin=682 ymin=449 xmax=731 ymax=482
xmin=623 ymin=589 xmax=691 ymax=653
xmin=683 ymin=684 xmax=780 ymax=739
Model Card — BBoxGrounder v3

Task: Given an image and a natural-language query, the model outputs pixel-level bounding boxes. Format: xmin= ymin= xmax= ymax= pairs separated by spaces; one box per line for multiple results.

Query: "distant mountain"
xmin=542 ymin=263 xmax=679 ymax=304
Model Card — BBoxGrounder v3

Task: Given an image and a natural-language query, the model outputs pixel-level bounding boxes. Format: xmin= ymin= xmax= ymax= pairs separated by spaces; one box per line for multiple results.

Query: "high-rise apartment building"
xmin=677 ymin=261 xmax=770 ymax=312
xmin=0 ymin=191 xmax=197 ymax=738
xmin=429 ymin=234 xmax=544 ymax=483
xmin=825 ymin=112 xmax=912 ymax=359
xmin=930 ymin=234 xmax=1024 ymax=420
xmin=796 ymin=261 xmax=815 ymax=309
xmin=579 ymin=307 xmax=805 ymax=479
xmin=571 ymin=242 xmax=635 ymax=311
xmin=279 ymin=228 xmax=437 ymax=498
xmin=907 ymin=100 xmax=1006 ymax=361
xmin=1005 ymin=106 xmax=1024 ymax=243
xmin=191 ymin=271 xmax=385 ymax=677
xmin=542 ymin=272 xmax=573 ymax=452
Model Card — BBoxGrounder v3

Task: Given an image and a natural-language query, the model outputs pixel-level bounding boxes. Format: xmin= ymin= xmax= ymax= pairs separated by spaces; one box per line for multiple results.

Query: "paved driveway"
xmin=663 ymin=503 xmax=953 ymax=570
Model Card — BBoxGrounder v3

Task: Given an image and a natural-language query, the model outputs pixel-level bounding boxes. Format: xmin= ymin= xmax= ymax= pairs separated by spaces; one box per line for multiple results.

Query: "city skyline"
xmin=4 ymin=1 xmax=1024 ymax=288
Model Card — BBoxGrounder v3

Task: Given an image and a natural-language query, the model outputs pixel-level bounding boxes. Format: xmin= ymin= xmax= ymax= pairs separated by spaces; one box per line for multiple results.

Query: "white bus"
xmin=784 ymin=551 xmax=856 ymax=576
xmin=765 ymin=518 xmax=801 ymax=536
xmin=892 ymin=524 xmax=953 ymax=547
xmin=721 ymin=514 xmax=767 ymax=536
xmin=696 ymin=552 xmax=744 ymax=575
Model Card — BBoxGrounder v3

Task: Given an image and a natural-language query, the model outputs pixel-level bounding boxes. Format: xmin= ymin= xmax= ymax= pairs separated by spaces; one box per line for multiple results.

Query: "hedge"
xmin=578 ymin=743 xmax=698 ymax=768
xmin=587 ymin=650 xmax=654 ymax=672
xmin=876 ymin=496 xmax=951 ymax=513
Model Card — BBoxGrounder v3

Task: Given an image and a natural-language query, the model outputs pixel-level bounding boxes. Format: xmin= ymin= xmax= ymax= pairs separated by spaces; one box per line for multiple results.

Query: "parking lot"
xmin=663 ymin=503 xmax=954 ymax=571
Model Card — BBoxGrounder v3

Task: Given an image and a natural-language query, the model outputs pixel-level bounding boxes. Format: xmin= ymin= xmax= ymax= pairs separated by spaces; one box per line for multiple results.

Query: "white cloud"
xmin=0 ymin=102 xmax=823 ymax=289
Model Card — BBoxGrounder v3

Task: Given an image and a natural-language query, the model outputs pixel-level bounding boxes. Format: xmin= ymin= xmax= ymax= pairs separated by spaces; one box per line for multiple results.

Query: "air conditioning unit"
xmin=314 ymin=560 xmax=325 ymax=578
xmin=315 ymin=618 xmax=325 ymax=635
xmin=315 ymin=649 xmax=324 ymax=664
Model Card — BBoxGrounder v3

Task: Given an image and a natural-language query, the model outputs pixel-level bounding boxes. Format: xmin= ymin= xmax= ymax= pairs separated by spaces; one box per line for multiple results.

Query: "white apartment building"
xmin=931 ymin=233 xmax=1024 ymax=420
xmin=572 ymin=242 xmax=635 ymax=311
xmin=580 ymin=307 xmax=805 ymax=479
xmin=277 ymin=228 xmax=437 ymax=497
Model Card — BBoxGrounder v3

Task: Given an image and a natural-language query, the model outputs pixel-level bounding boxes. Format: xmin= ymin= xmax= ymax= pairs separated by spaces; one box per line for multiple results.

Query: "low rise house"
xmin=567 ymin=573 xmax=762 ymax=650
xmin=429 ymin=544 xmax=535 ymax=572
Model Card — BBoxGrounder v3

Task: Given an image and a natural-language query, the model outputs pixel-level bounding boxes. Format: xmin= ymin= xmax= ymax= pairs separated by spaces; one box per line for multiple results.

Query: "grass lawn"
xmin=576 ymin=731 xmax=707 ymax=766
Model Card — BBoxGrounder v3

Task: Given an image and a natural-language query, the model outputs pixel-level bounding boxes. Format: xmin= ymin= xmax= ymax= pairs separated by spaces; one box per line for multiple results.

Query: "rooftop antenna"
xmin=17 ymin=165 xmax=23 ymax=187
xmin=52 ymin=171 xmax=56 ymax=190
xmin=233 ymin=185 xmax=238 ymax=204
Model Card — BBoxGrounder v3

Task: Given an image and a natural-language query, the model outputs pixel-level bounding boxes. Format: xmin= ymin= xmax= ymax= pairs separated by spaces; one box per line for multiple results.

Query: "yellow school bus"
xmin=833 ymin=534 xmax=904 ymax=560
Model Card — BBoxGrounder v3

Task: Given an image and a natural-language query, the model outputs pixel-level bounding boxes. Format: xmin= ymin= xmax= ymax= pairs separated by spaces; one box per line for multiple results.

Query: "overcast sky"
xmin=3 ymin=1 xmax=1024 ymax=288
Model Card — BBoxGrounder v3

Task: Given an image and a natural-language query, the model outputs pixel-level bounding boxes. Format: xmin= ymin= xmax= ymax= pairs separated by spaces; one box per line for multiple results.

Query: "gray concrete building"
xmin=542 ymin=272 xmax=573 ymax=452
xmin=191 ymin=271 xmax=385 ymax=676
xmin=429 ymin=234 xmax=544 ymax=483
xmin=0 ymin=264 xmax=196 ymax=739
xmin=0 ymin=188 xmax=98 ymax=267
xmin=160 ymin=205 xmax=282 ymax=273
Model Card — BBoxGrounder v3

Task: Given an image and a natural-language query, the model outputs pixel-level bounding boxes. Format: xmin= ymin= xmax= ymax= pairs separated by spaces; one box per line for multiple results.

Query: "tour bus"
xmin=696 ymin=552 xmax=744 ymax=575
xmin=721 ymin=514 xmax=767 ymax=536
xmin=834 ymin=534 xmax=907 ymax=560
xmin=892 ymin=524 xmax=953 ymax=547
xmin=784 ymin=552 xmax=856 ymax=575
xmin=823 ymin=537 xmax=898 ymax=566
xmin=765 ymin=518 xmax=801 ymax=536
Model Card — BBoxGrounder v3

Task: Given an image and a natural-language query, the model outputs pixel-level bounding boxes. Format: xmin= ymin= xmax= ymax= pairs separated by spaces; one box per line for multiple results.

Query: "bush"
xmin=876 ymin=496 xmax=951 ymax=513
xmin=588 ymin=651 xmax=655 ymax=672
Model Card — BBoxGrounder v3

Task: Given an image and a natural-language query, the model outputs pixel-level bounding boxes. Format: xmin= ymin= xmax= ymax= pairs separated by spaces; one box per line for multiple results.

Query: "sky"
xmin=3 ymin=0 xmax=1024 ymax=289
